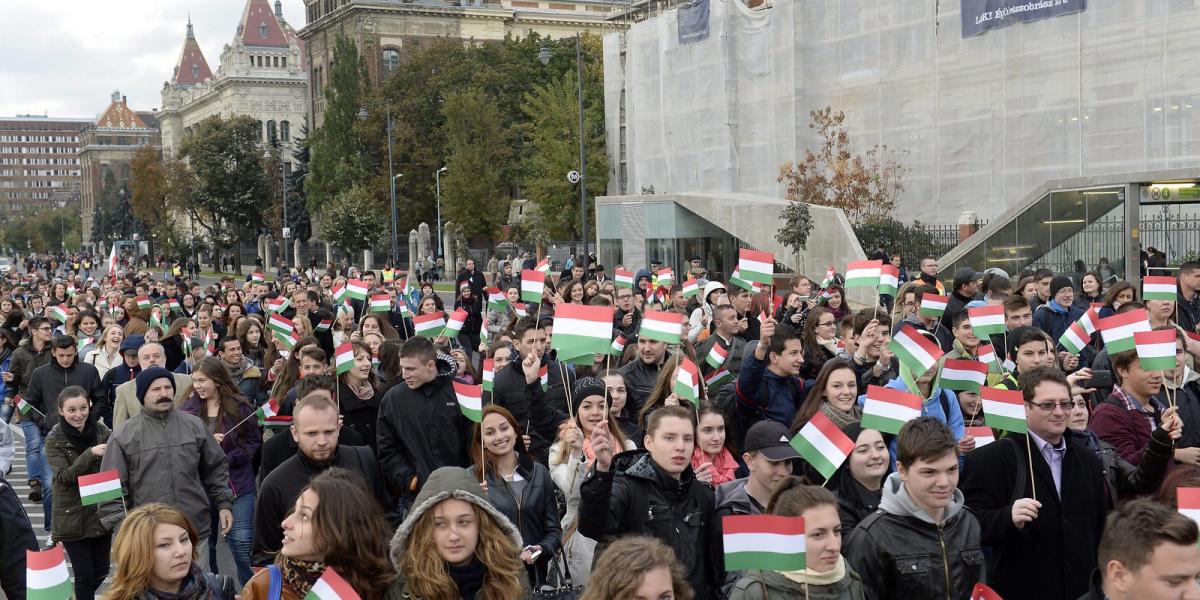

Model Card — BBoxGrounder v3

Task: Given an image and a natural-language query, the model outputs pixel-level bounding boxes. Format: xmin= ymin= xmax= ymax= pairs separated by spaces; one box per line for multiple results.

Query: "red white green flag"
xmin=486 ymin=287 xmax=508 ymax=311
xmin=538 ymin=363 xmax=549 ymax=391
xmin=368 ymin=294 xmax=391 ymax=313
xmin=26 ymin=544 xmax=72 ymax=600
xmin=919 ymin=293 xmax=949 ymax=318
xmin=682 ymin=278 xmax=700 ymax=299
xmin=334 ymin=343 xmax=355 ymax=375
xmin=331 ymin=283 xmax=347 ymax=304
xmin=452 ymin=382 xmax=483 ymax=422
xmin=981 ymin=387 xmax=1027 ymax=433
xmin=655 ymin=268 xmax=675 ymax=288
xmin=535 ymin=258 xmax=551 ymax=274
xmin=1143 ymin=275 xmax=1177 ymax=301
xmin=521 ymin=270 xmax=545 ymax=304
xmin=413 ymin=312 xmax=446 ymax=338
xmin=443 ymin=308 xmax=470 ymax=337
xmin=967 ymin=305 xmax=1005 ymax=337
xmin=267 ymin=313 xmax=294 ymax=336
xmin=728 ymin=268 xmax=762 ymax=293
xmin=1098 ymin=309 xmax=1152 ymax=353
xmin=737 ymin=249 xmax=774 ymax=284
xmin=251 ymin=272 xmax=265 ymax=283
xmin=640 ymin=310 xmax=683 ymax=344
xmin=482 ymin=359 xmax=495 ymax=392
xmin=552 ymin=304 xmax=616 ymax=358
xmin=878 ymin=264 xmax=900 ymax=296
xmin=302 ymin=567 xmax=362 ymax=600
xmin=844 ymin=260 xmax=882 ymax=288
xmin=512 ymin=302 xmax=529 ymax=318
xmin=1079 ymin=306 xmax=1101 ymax=336
xmin=706 ymin=343 xmax=729 ymax=369
xmin=346 ymin=279 xmax=369 ymax=301
xmin=820 ymin=265 xmax=836 ymax=289
xmin=966 ymin=426 xmax=996 ymax=449
xmin=790 ymin=412 xmax=854 ymax=480
xmin=256 ymin=398 xmax=281 ymax=423
xmin=1135 ymin=329 xmax=1178 ymax=371
xmin=861 ymin=385 xmax=923 ymax=434
xmin=1178 ymin=487 xmax=1200 ymax=527
xmin=47 ymin=305 xmax=68 ymax=323
xmin=78 ymin=469 xmax=123 ymax=506
xmin=722 ymin=515 xmax=806 ymax=572
xmin=610 ymin=334 xmax=627 ymax=356
xmin=615 ymin=268 xmax=634 ymax=288
xmin=673 ymin=358 xmax=700 ymax=405
xmin=267 ymin=297 xmax=290 ymax=314
xmin=135 ymin=296 xmax=152 ymax=310
xmin=704 ymin=368 xmax=732 ymax=388
xmin=1059 ymin=322 xmax=1090 ymax=355
xmin=888 ymin=325 xmax=944 ymax=376
xmin=939 ymin=359 xmax=989 ymax=393
xmin=274 ymin=329 xmax=301 ymax=351
xmin=977 ymin=343 xmax=997 ymax=366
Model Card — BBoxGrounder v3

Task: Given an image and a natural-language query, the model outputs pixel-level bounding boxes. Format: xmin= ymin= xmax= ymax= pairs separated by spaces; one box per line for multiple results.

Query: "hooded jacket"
xmin=1169 ymin=366 xmax=1200 ymax=448
xmin=98 ymin=404 xmax=234 ymax=539
xmin=26 ymin=356 xmax=105 ymax=431
xmin=728 ymin=562 xmax=866 ymax=600
xmin=377 ymin=352 xmax=473 ymax=499
xmin=44 ymin=420 xmax=112 ymax=541
xmin=579 ymin=450 xmax=718 ymax=600
xmin=843 ymin=472 xmax=983 ymax=600
xmin=385 ymin=467 xmax=530 ymax=600
xmin=491 ymin=349 xmax=573 ymax=463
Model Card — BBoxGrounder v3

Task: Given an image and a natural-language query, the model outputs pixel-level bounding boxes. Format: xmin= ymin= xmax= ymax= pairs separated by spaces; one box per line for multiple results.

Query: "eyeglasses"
xmin=1026 ymin=400 xmax=1074 ymax=412
xmin=818 ymin=320 xmax=836 ymax=327
xmin=36 ymin=326 xmax=53 ymax=332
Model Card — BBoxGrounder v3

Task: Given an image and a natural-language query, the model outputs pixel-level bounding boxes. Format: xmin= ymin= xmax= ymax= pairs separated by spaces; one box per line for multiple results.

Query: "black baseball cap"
xmin=744 ymin=420 xmax=801 ymax=462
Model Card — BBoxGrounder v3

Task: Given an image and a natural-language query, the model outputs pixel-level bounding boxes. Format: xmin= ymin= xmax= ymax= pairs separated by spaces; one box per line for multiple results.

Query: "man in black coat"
xmin=961 ymin=367 xmax=1117 ymax=600
xmin=252 ymin=393 xmax=386 ymax=565
xmin=491 ymin=317 xmax=572 ymax=463
xmin=26 ymin=334 xmax=105 ymax=430
xmin=375 ymin=337 xmax=472 ymax=507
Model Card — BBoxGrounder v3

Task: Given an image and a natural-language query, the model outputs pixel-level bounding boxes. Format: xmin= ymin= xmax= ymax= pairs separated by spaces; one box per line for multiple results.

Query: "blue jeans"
xmin=19 ymin=420 xmax=52 ymax=530
xmin=208 ymin=492 xmax=255 ymax=586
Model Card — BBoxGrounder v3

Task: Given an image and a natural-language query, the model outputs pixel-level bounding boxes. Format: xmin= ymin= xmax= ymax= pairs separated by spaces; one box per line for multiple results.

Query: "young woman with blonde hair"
xmin=580 ymin=536 xmax=693 ymax=600
xmin=105 ymin=503 xmax=237 ymax=600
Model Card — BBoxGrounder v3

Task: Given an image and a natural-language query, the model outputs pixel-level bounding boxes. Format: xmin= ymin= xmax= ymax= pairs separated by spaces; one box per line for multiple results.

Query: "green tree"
xmin=320 ymin=185 xmax=386 ymax=254
xmin=178 ymin=114 xmax=270 ymax=272
xmin=306 ymin=36 xmax=371 ymax=213
xmin=286 ymin=119 xmax=314 ymax=242
xmin=440 ymin=89 xmax=510 ymax=240
xmin=129 ymin=146 xmax=167 ymax=229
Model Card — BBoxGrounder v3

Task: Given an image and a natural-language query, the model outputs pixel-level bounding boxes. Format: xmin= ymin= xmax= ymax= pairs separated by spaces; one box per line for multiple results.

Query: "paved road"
xmin=7 ymin=424 xmax=239 ymax=592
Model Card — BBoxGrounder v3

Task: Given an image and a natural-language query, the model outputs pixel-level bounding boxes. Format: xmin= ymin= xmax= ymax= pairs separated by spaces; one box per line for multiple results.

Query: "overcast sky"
xmin=0 ymin=0 xmax=307 ymax=118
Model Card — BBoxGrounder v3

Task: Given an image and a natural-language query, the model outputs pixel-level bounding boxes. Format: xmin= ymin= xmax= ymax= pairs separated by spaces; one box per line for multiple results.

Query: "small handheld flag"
xmin=78 ymin=469 xmax=123 ymax=506
xmin=520 ymin=270 xmax=545 ymax=304
xmin=47 ymin=305 xmax=68 ymax=323
xmin=552 ymin=304 xmax=616 ymax=358
xmin=413 ymin=312 xmax=447 ymax=338
xmin=722 ymin=515 xmax=806 ymax=572
xmin=1135 ymin=329 xmax=1178 ymax=371
xmin=844 ymin=260 xmax=883 ymax=288
xmin=967 ymin=305 xmax=1006 ymax=337
xmin=368 ymin=294 xmax=391 ymax=313
xmin=940 ymin=359 xmax=989 ymax=393
xmin=1098 ymin=309 xmax=1152 ymax=354
xmin=966 ymin=426 xmax=996 ymax=449
xmin=346 ymin=279 xmax=369 ymax=301
xmin=1059 ymin=322 xmax=1090 ymax=355
xmin=888 ymin=325 xmax=944 ymax=377
xmin=789 ymin=412 xmax=854 ymax=480
xmin=1143 ymin=275 xmax=1177 ymax=301
xmin=981 ymin=387 xmax=1027 ymax=434
xmin=919 ymin=293 xmax=949 ymax=318
xmin=673 ymin=358 xmax=700 ymax=405
xmin=860 ymin=385 xmax=923 ymax=434
xmin=610 ymin=334 xmax=627 ymax=356
xmin=303 ymin=567 xmax=362 ymax=600
xmin=878 ymin=264 xmax=900 ymax=296
xmin=737 ymin=249 xmax=774 ymax=285
xmin=681 ymin=278 xmax=700 ymax=299
xmin=453 ymin=382 xmax=483 ymax=422
xmin=256 ymin=398 xmax=281 ymax=424
xmin=482 ymin=359 xmax=495 ymax=393
xmin=334 ymin=343 xmax=355 ymax=375
xmin=535 ymin=258 xmax=551 ymax=274
xmin=443 ymin=308 xmax=470 ymax=337
xmin=977 ymin=343 xmax=997 ymax=366
xmin=640 ymin=310 xmax=683 ymax=344
xmin=26 ymin=544 xmax=72 ymax=600
xmin=615 ymin=268 xmax=634 ymax=289
xmin=486 ymin=287 xmax=508 ymax=311
xmin=706 ymin=342 xmax=729 ymax=369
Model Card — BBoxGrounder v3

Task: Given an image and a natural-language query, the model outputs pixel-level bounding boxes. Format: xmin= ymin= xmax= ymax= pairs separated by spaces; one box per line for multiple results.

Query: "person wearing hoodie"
xmin=729 ymin=480 xmax=865 ymax=600
xmin=960 ymin=367 xmax=1112 ymax=600
xmin=843 ymin=416 xmax=982 ymax=600
xmin=385 ymin=466 xmax=530 ymax=600
xmin=490 ymin=317 xmax=573 ymax=463
xmin=688 ymin=281 xmax=727 ymax=343
xmin=580 ymin=404 xmax=718 ymax=600
xmin=377 ymin=336 xmax=473 ymax=511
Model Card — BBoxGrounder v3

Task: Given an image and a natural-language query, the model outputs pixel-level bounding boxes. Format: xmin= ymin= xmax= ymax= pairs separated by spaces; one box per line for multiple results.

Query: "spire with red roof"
xmin=237 ymin=0 xmax=289 ymax=48
xmin=171 ymin=15 xmax=213 ymax=86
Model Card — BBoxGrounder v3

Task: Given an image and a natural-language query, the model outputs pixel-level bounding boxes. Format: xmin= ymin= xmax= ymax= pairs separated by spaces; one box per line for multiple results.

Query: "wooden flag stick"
xmin=560 ymin=361 xmax=574 ymax=421
xmin=1025 ymin=432 xmax=1037 ymax=502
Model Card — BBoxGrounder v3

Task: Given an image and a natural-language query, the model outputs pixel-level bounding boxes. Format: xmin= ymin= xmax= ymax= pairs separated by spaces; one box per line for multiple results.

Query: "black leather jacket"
xmin=482 ymin=453 xmax=562 ymax=561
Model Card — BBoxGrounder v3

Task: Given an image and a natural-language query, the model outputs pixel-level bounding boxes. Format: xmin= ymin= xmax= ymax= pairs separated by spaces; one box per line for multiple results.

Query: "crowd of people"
xmin=1 ymin=250 xmax=1200 ymax=600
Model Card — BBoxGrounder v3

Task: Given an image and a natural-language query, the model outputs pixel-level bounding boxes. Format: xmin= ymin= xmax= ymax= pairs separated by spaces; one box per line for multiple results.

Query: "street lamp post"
xmin=281 ymin=158 xmax=289 ymax=267
xmin=359 ymin=106 xmax=401 ymax=266
xmin=539 ymin=37 xmax=590 ymax=269
xmin=435 ymin=166 xmax=447 ymax=258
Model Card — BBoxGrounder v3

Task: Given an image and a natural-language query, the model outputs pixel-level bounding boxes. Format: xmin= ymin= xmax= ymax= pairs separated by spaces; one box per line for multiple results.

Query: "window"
xmin=273 ymin=56 xmax=279 ymax=67
xmin=268 ymin=120 xmax=277 ymax=143
xmin=280 ymin=120 xmax=290 ymax=142
xmin=382 ymin=48 xmax=401 ymax=75
xmin=260 ymin=22 xmax=268 ymax=39
xmin=282 ymin=56 xmax=287 ymax=68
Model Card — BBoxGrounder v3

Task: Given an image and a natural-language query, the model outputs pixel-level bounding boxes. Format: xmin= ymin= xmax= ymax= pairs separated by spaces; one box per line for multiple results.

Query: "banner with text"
xmin=678 ymin=0 xmax=711 ymax=46
xmin=961 ymin=0 xmax=1086 ymax=38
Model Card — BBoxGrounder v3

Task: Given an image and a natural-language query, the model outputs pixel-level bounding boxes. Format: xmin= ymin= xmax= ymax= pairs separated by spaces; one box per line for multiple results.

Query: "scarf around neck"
xmin=781 ymin=555 xmax=849 ymax=586
xmin=280 ymin=556 xmax=325 ymax=598
xmin=820 ymin=401 xmax=862 ymax=429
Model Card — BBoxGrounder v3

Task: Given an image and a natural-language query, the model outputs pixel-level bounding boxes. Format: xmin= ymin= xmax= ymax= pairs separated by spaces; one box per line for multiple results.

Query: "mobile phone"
xmin=1085 ymin=370 xmax=1113 ymax=389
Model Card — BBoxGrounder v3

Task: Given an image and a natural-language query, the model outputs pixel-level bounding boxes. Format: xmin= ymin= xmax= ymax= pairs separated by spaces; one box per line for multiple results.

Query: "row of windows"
xmin=0 ymin=158 xmax=80 ymax=166
xmin=253 ymin=54 xmax=288 ymax=68
xmin=0 ymin=146 xmax=75 ymax=154
xmin=4 ymin=191 xmax=52 ymax=199
xmin=0 ymin=135 xmax=79 ymax=143
xmin=1 ymin=180 xmax=72 ymax=189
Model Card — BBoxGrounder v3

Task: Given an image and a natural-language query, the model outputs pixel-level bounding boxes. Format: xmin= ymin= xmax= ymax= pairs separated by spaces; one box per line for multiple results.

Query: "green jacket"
xmin=729 ymin=567 xmax=865 ymax=600
xmin=45 ymin=421 xmax=112 ymax=541
xmin=385 ymin=467 xmax=530 ymax=600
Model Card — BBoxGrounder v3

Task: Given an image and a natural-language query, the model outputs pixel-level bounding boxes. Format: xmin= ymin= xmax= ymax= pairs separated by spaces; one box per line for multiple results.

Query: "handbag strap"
xmin=267 ymin=565 xmax=282 ymax=600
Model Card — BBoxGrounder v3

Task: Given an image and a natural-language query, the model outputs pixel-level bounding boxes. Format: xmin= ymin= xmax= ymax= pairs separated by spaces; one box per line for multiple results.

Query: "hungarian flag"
xmin=706 ymin=343 xmax=729 ymax=369
xmin=1143 ymin=275 xmax=1177 ymax=301
xmin=26 ymin=544 xmax=72 ymax=600
xmin=982 ymin=387 xmax=1027 ymax=434
xmin=888 ymin=325 xmax=944 ymax=376
xmin=977 ymin=343 xmax=997 ymax=366
xmin=166 ymin=298 xmax=181 ymax=313
xmin=552 ymin=304 xmax=616 ymax=358
xmin=453 ymin=382 xmax=483 ymax=423
xmin=819 ymin=265 xmax=836 ymax=289
xmin=396 ymin=302 xmax=412 ymax=318
xmin=486 ymin=287 xmax=507 ymax=311
xmin=640 ymin=310 xmax=683 ymax=344
xmin=844 ymin=260 xmax=882 ymax=288
xmin=135 ymin=296 xmax=152 ymax=310
xmin=673 ymin=358 xmax=700 ymax=405
xmin=334 ymin=343 xmax=356 ymax=375
xmin=413 ymin=312 xmax=446 ymax=339
xmin=861 ymin=385 xmax=923 ymax=434
xmin=655 ymin=268 xmax=675 ymax=288
xmin=535 ymin=258 xmax=551 ymax=274
xmin=314 ymin=319 xmax=332 ymax=333
xmin=1178 ymin=487 xmax=1200 ymax=528
xmin=267 ymin=314 xmax=294 ymax=336
xmin=940 ymin=359 xmax=989 ymax=393
xmin=610 ymin=334 xmax=627 ymax=356
xmin=482 ymin=359 xmax=495 ymax=392
xmin=274 ymin=329 xmax=301 ymax=351
xmin=346 ymin=279 xmax=369 ymax=301
xmin=790 ymin=412 xmax=854 ymax=479
xmin=722 ymin=515 xmax=806 ymax=572
xmin=971 ymin=583 xmax=1004 ymax=600
xmin=47 ymin=305 xmax=68 ymax=323
xmin=256 ymin=398 xmax=281 ymax=423
xmin=368 ymin=294 xmax=391 ymax=313
xmin=1078 ymin=306 xmax=1101 ymax=335
xmin=267 ymin=297 xmax=290 ymax=314
xmin=443 ymin=308 xmax=470 ymax=337
xmin=78 ymin=469 xmax=122 ymax=506
xmin=512 ymin=303 xmax=529 ymax=318
xmin=539 ymin=363 xmax=549 ymax=391
xmin=1098 ymin=309 xmax=1151 ymax=353
xmin=76 ymin=336 xmax=95 ymax=352
xmin=615 ymin=268 xmax=634 ymax=288
xmin=1135 ymin=329 xmax=1177 ymax=371
xmin=966 ymin=426 xmax=996 ymax=449
xmin=521 ymin=270 xmax=545 ymax=304
xmin=1059 ymin=322 xmax=1090 ymax=355
xmin=303 ymin=567 xmax=361 ymax=600
xmin=704 ymin=368 xmax=732 ymax=389
xmin=737 ymin=249 xmax=774 ymax=284
xmin=878 ymin=264 xmax=900 ymax=296
xmin=331 ymin=283 xmax=347 ymax=304
xmin=728 ymin=269 xmax=761 ymax=293
xmin=919 ymin=293 xmax=948 ymax=318
xmin=251 ymin=272 xmax=265 ymax=283
xmin=967 ymin=305 xmax=1005 ymax=337
xmin=682 ymin=278 xmax=700 ymax=299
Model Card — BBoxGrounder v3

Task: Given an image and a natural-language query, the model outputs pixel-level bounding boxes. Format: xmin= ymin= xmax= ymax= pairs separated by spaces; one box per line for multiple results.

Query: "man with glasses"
xmin=2 ymin=316 xmax=53 ymax=503
xmin=915 ymin=257 xmax=945 ymax=294
xmin=961 ymin=367 xmax=1115 ymax=600
xmin=613 ymin=286 xmax=642 ymax=340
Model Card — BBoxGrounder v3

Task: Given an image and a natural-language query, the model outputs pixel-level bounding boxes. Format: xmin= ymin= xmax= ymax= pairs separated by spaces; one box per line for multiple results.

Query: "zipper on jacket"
xmin=938 ymin=522 xmax=950 ymax=600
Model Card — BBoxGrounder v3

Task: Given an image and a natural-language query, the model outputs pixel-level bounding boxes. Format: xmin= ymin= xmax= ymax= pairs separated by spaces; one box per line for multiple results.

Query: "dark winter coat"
xmin=179 ymin=393 xmax=261 ymax=499
xmin=481 ymin=453 xmax=562 ymax=571
xmin=44 ymin=421 xmax=112 ymax=541
xmin=337 ymin=380 xmax=382 ymax=452
xmin=617 ymin=355 xmax=662 ymax=418
xmin=26 ymin=357 xmax=105 ymax=431
xmin=491 ymin=351 xmax=572 ymax=463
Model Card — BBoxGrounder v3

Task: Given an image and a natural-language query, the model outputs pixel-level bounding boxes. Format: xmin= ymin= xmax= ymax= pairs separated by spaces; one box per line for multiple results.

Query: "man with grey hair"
xmin=112 ymin=342 xmax=192 ymax=426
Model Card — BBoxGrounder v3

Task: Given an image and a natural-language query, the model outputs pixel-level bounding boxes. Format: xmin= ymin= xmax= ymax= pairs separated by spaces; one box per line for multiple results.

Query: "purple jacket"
xmin=180 ymin=393 xmax=261 ymax=497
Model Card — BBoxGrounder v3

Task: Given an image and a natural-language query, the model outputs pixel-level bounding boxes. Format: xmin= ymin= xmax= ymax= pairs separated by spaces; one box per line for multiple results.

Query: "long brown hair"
xmin=339 ymin=340 xmax=378 ymax=390
xmin=400 ymin=500 xmax=524 ymax=600
xmin=791 ymin=358 xmax=856 ymax=434
xmin=106 ymin=504 xmax=198 ymax=600
xmin=283 ymin=469 xmax=394 ymax=600
xmin=189 ymin=357 xmax=254 ymax=448
xmin=580 ymin=536 xmax=693 ymax=600
xmin=470 ymin=404 xmax=525 ymax=481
